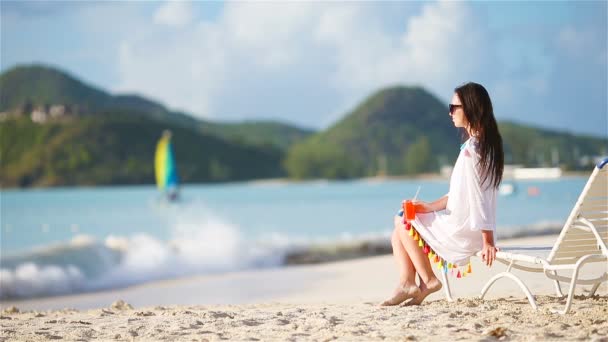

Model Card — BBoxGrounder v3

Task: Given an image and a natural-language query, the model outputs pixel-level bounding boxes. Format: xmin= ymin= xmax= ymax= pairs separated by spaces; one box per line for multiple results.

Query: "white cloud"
xmin=319 ymin=2 xmax=493 ymax=96
xmin=154 ymin=1 xmax=194 ymax=28
xmin=107 ymin=1 xmax=605 ymax=134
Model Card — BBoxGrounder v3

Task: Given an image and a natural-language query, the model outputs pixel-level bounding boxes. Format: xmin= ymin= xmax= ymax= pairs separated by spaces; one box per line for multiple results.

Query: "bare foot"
xmin=405 ymin=278 xmax=442 ymax=306
xmin=380 ymin=284 xmax=421 ymax=306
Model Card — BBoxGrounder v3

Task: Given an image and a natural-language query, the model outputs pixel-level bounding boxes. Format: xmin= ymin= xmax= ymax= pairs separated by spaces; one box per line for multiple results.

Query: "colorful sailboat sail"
xmin=155 ymin=130 xmax=179 ymax=200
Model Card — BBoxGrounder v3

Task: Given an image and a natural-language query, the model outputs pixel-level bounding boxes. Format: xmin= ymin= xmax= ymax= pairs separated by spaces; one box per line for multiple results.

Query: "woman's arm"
xmin=481 ymin=230 xmax=498 ymax=266
xmin=414 ymin=194 xmax=448 ymax=213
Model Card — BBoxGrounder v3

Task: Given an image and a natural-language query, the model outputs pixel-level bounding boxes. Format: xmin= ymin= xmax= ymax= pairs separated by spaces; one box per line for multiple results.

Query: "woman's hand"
xmin=413 ymin=200 xmax=434 ymax=213
xmin=480 ymin=230 xmax=497 ymax=266
xmin=481 ymin=244 xmax=499 ymax=267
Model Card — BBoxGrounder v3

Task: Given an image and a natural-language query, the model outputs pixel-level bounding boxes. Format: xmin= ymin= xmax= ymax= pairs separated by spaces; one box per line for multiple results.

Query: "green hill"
xmin=284 ymin=86 xmax=461 ymax=178
xmin=0 ymin=112 xmax=283 ymax=187
xmin=0 ymin=64 xmax=315 ymax=188
xmin=285 ymin=86 xmax=607 ymax=179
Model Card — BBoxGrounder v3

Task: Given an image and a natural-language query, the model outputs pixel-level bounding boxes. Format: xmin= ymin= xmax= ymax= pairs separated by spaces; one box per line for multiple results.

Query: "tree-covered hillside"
xmin=284 ymin=86 xmax=461 ymax=179
xmin=0 ymin=65 xmax=112 ymax=114
xmin=499 ymin=121 xmax=607 ymax=168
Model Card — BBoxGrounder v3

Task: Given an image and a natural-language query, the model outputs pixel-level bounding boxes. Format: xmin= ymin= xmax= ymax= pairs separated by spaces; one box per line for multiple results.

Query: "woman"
xmin=382 ymin=82 xmax=504 ymax=306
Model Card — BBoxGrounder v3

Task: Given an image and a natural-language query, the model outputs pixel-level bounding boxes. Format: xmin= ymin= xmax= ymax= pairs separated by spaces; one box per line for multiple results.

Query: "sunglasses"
xmin=449 ymin=104 xmax=462 ymax=114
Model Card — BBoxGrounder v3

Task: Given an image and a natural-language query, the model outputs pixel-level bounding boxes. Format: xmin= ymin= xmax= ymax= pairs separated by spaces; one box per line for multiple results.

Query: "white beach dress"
xmin=407 ymin=137 xmax=497 ymax=266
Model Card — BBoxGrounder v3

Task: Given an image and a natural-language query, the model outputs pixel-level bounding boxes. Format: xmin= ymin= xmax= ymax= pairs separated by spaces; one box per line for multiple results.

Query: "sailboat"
xmin=155 ymin=130 xmax=180 ymax=201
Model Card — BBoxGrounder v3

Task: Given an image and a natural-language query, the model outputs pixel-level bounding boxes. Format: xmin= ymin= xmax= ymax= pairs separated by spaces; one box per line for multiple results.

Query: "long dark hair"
xmin=455 ymin=82 xmax=504 ymax=189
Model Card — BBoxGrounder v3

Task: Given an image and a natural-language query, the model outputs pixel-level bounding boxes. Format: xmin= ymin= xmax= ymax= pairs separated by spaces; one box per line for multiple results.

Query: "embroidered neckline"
xmin=460 ymin=138 xmax=470 ymax=151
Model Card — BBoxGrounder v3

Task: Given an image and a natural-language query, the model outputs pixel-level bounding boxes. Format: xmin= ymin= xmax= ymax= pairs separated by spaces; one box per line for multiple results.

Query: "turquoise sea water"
xmin=0 ymin=177 xmax=588 ymax=299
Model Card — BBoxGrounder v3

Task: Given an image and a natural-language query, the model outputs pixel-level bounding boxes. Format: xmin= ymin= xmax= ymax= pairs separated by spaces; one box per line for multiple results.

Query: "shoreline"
xmin=3 ymin=234 xmax=606 ymax=310
xmin=284 ymin=223 xmax=563 ymax=265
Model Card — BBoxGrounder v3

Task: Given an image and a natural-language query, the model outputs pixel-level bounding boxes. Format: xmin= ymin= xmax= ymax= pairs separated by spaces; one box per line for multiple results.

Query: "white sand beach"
xmin=2 ymin=234 xmax=607 ymax=341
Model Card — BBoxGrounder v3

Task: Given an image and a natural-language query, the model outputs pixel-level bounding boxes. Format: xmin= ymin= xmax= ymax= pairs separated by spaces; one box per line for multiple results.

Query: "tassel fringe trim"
xmin=403 ymin=219 xmax=472 ymax=279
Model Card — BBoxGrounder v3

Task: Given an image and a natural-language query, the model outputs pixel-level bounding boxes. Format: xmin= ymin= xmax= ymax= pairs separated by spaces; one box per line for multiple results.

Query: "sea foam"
xmin=0 ymin=208 xmax=289 ymax=300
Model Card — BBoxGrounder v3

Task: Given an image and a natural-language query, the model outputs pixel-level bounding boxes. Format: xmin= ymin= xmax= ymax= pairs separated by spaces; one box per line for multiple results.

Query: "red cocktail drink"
xmin=405 ymin=200 xmax=416 ymax=221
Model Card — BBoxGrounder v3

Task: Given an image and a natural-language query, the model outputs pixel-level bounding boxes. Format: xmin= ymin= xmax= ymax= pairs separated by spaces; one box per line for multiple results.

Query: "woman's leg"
xmin=380 ymin=217 xmax=420 ymax=306
xmin=396 ymin=226 xmax=442 ymax=305
xmin=392 ymin=224 xmax=416 ymax=286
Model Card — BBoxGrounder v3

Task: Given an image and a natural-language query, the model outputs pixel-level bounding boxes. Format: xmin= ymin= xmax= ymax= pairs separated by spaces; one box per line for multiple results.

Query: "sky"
xmin=1 ymin=1 xmax=607 ymax=136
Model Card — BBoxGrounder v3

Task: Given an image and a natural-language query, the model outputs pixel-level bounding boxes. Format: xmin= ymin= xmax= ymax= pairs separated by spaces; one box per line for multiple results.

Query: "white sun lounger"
xmin=442 ymin=157 xmax=608 ymax=314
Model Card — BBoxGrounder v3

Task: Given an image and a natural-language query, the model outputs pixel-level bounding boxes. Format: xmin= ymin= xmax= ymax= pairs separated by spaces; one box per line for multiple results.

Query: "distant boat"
xmin=499 ymin=182 xmax=517 ymax=196
xmin=155 ymin=130 xmax=179 ymax=201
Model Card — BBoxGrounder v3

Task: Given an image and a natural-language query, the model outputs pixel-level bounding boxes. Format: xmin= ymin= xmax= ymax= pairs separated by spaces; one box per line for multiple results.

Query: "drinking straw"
xmin=413 ymin=186 xmax=421 ymax=201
